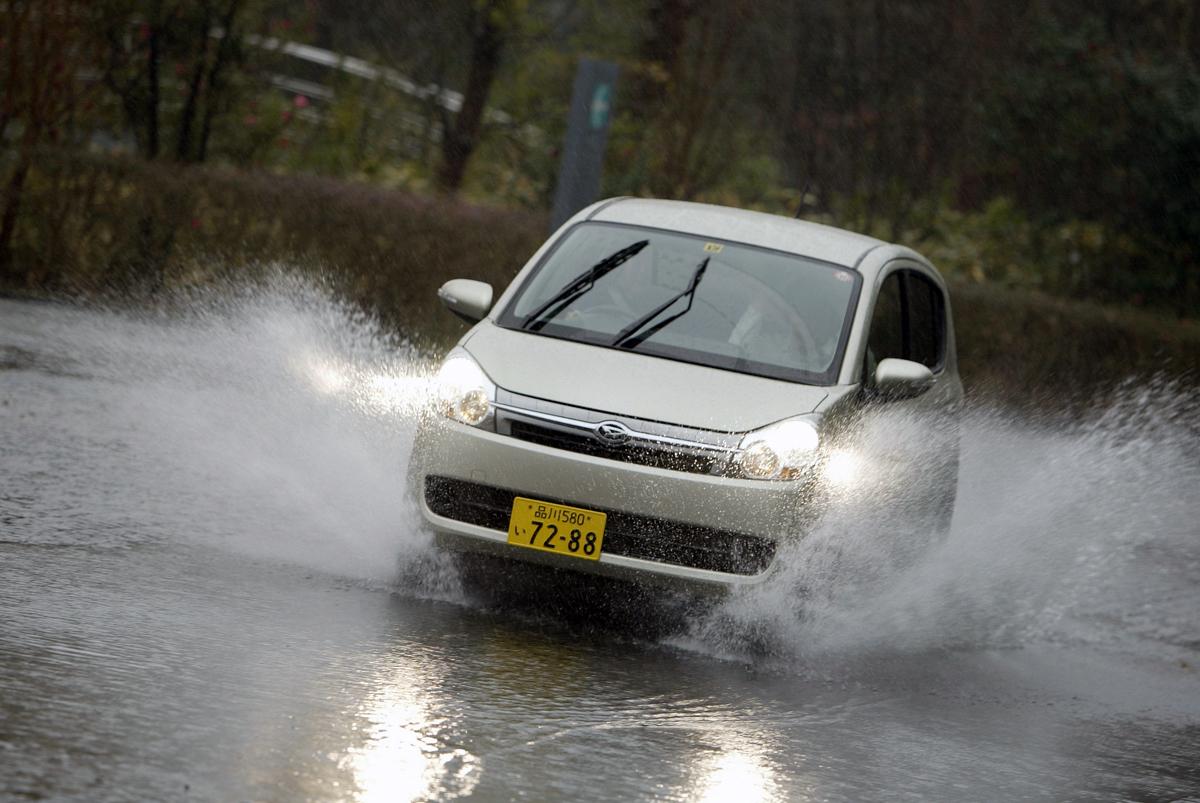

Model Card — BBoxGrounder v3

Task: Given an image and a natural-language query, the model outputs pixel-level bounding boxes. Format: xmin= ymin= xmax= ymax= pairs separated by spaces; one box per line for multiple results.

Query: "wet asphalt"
xmin=2 ymin=295 xmax=1199 ymax=802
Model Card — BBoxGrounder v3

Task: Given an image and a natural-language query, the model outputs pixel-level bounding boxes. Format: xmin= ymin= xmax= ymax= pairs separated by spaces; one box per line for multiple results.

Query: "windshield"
xmin=497 ymin=222 xmax=861 ymax=384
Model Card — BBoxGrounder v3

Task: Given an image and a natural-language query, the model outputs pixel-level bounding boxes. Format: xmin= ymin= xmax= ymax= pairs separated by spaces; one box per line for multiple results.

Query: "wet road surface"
xmin=2 ymin=292 xmax=1199 ymax=801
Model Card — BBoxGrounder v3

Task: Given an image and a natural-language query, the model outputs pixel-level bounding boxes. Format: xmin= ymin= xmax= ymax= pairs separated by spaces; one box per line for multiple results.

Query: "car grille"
xmin=424 ymin=475 xmax=775 ymax=577
xmin=506 ymin=420 xmax=723 ymax=475
xmin=493 ymin=390 xmax=738 ymax=478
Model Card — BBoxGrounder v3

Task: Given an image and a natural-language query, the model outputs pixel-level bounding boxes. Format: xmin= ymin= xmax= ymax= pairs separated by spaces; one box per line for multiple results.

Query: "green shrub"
xmin=951 ymin=279 xmax=1200 ymax=408
xmin=4 ymin=152 xmax=545 ymax=347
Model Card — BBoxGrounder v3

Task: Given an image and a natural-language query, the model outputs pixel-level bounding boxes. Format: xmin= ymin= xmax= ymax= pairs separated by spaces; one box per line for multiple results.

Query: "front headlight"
xmin=434 ymin=349 xmax=495 ymax=427
xmin=734 ymin=416 xmax=821 ymax=480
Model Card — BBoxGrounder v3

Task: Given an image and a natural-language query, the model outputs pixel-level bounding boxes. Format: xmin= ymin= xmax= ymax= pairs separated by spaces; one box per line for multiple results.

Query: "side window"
xmin=904 ymin=272 xmax=945 ymax=370
xmin=867 ymin=272 xmax=904 ymax=367
xmin=866 ymin=269 xmax=946 ymax=380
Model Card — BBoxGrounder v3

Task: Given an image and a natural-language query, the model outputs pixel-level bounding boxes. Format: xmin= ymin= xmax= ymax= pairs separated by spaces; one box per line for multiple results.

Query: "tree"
xmin=437 ymin=0 xmax=525 ymax=193
xmin=175 ymin=0 xmax=247 ymax=162
xmin=97 ymin=0 xmax=257 ymax=163
xmin=618 ymin=0 xmax=756 ymax=200
xmin=0 ymin=1 xmax=98 ymax=279
xmin=982 ymin=1 xmax=1200 ymax=308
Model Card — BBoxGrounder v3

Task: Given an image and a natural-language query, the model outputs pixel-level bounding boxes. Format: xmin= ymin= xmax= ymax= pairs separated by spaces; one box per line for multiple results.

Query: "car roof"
xmin=587 ymin=198 xmax=886 ymax=268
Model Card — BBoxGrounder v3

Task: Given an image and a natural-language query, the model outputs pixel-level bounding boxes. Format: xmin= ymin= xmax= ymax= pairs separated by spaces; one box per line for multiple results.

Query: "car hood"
xmin=463 ymin=322 xmax=828 ymax=432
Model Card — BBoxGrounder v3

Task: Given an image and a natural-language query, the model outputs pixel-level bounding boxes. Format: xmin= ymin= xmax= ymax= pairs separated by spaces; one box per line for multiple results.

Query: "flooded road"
xmin=2 ymin=288 xmax=1199 ymax=801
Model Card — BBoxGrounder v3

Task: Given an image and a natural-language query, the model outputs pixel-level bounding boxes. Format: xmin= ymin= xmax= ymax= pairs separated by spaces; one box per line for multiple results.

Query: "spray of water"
xmin=1 ymin=273 xmax=451 ymax=592
xmin=3 ymin=275 xmax=1196 ymax=659
xmin=685 ymin=381 xmax=1200 ymax=662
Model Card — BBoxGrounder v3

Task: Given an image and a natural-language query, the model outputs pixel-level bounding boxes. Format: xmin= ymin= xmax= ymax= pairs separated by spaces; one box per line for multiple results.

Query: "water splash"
xmin=684 ymin=380 xmax=1200 ymax=662
xmin=3 ymin=278 xmax=1197 ymax=661
xmin=0 ymin=274 xmax=448 ymax=590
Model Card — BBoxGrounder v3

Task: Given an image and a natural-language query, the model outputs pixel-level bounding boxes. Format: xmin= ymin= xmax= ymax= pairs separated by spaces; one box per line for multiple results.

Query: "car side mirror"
xmin=872 ymin=357 xmax=935 ymax=401
xmin=438 ymin=279 xmax=494 ymax=324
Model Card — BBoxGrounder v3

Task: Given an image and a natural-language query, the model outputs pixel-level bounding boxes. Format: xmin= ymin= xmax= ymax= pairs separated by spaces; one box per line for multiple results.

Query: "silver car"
xmin=410 ymin=198 xmax=962 ymax=592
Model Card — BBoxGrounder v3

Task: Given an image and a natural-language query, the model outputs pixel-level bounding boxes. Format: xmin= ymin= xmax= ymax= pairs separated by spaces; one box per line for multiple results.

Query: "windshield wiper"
xmin=522 ymin=240 xmax=650 ymax=331
xmin=611 ymin=256 xmax=710 ymax=350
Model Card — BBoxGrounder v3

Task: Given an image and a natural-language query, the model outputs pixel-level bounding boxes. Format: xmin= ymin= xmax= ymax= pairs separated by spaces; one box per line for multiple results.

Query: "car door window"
xmin=865 ymin=269 xmax=945 ymax=380
xmin=904 ymin=271 xmax=944 ymax=370
xmin=867 ymin=272 xmax=904 ymax=370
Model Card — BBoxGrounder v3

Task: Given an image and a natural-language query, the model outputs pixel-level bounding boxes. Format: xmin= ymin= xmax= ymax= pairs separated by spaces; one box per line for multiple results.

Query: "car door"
xmin=854 ymin=264 xmax=961 ymax=545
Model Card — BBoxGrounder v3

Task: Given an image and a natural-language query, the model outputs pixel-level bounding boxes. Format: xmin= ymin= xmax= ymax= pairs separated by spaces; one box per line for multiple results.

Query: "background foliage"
xmin=1 ymin=0 xmax=1197 ymax=393
xmin=11 ymin=153 xmax=1198 ymax=402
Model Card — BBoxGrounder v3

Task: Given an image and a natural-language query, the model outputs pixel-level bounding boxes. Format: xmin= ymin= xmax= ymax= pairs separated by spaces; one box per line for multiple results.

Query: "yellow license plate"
xmin=507 ymin=497 xmax=606 ymax=561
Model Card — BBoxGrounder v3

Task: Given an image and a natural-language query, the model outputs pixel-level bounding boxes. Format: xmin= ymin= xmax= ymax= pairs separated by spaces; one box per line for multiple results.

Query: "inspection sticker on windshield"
xmin=703 ymin=242 xmax=724 ymax=253
xmin=507 ymin=497 xmax=606 ymax=561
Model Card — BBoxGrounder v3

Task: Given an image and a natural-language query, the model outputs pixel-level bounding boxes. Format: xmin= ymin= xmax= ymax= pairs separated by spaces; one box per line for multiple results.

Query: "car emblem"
xmin=594 ymin=420 xmax=632 ymax=446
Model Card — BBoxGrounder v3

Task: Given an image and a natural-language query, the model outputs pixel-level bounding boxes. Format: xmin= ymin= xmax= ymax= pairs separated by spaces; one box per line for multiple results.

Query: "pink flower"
xmin=244 ymin=114 xmax=258 ymax=126
xmin=293 ymin=94 xmax=310 ymax=109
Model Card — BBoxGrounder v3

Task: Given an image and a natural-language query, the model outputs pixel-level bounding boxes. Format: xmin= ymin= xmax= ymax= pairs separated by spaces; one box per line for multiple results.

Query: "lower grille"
xmin=424 ymin=475 xmax=775 ymax=576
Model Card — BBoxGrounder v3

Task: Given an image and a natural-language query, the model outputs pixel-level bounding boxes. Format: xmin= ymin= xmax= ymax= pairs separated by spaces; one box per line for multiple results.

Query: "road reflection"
xmin=345 ymin=652 xmax=479 ymax=801
xmin=697 ymin=749 xmax=781 ymax=802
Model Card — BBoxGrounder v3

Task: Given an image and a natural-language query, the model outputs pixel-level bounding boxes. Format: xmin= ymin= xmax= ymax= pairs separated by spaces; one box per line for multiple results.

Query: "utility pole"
xmin=549 ymin=58 xmax=619 ymax=232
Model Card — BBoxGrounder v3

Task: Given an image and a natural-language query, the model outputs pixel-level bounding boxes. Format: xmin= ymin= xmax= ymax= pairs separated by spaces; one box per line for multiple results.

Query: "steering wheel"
xmin=790 ymin=313 xmax=821 ymax=366
xmin=730 ymin=305 xmax=822 ymax=369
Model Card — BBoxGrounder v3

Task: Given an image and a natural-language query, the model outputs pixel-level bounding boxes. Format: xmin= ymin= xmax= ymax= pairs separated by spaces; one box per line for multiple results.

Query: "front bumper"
xmin=409 ymin=417 xmax=818 ymax=591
